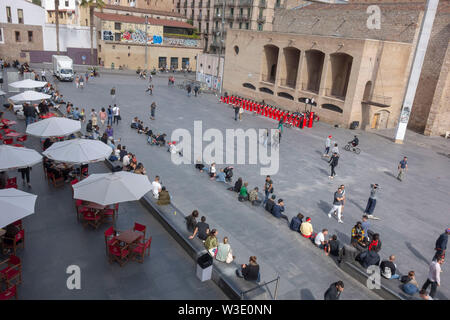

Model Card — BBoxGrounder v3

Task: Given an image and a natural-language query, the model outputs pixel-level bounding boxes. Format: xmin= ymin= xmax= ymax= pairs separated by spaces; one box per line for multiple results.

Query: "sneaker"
xmin=338 ymin=219 xmax=344 ymax=224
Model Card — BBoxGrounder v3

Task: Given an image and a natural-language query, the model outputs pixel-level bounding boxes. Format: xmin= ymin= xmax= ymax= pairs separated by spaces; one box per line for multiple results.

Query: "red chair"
xmin=5 ymin=178 xmax=17 ymax=189
xmin=3 ymin=138 xmax=13 ymax=145
xmin=12 ymin=220 xmax=22 ymax=231
xmin=102 ymin=203 xmax=119 ymax=224
xmin=82 ymin=211 xmax=102 ymax=229
xmin=75 ymin=199 xmax=90 ymax=221
xmin=108 ymin=242 xmax=130 ymax=267
xmin=0 ymin=285 xmax=17 ymax=300
xmin=47 ymin=172 xmax=64 ymax=187
xmin=104 ymin=227 xmax=118 ymax=254
xmin=0 ymin=255 xmax=22 ymax=288
xmin=132 ymin=237 xmax=152 ymax=263
xmin=2 ymin=230 xmax=25 ymax=255
xmin=81 ymin=166 xmax=88 ymax=178
xmin=133 ymin=222 xmax=146 ymax=240
xmin=16 ymin=135 xmax=27 ymax=143
xmin=3 ymin=129 xmax=15 ymax=134
xmin=0 ymin=133 xmax=3 ymax=140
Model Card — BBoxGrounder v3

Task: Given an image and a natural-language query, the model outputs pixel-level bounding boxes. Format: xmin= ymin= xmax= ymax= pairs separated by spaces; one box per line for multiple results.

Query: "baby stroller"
xmin=223 ymin=166 xmax=234 ymax=183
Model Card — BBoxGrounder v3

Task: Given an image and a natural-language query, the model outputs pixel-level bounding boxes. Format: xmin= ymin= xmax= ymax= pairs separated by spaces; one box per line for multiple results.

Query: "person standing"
xmin=328 ymin=152 xmax=339 ymax=179
xmin=152 ymin=176 xmax=162 ymax=199
xmin=107 ymin=105 xmax=113 ymax=126
xmin=24 ymin=103 xmax=37 ymax=126
xmin=339 ymin=184 xmax=346 ymax=219
xmin=90 ymin=109 xmax=98 ymax=127
xmin=421 ymin=255 xmax=445 ymax=300
xmin=397 ymin=156 xmax=408 ymax=181
xmin=331 ymin=143 xmax=339 ymax=155
xmin=41 ymin=69 xmax=47 ymax=82
xmin=112 ymin=104 xmax=120 ymax=125
xmin=364 ymin=184 xmax=379 ymax=216
xmin=263 ymin=175 xmax=273 ymax=205
xmin=99 ymin=107 xmax=107 ymax=126
xmin=324 ymin=281 xmax=344 ymax=300
xmin=79 ymin=75 xmax=84 ymax=89
xmin=194 ymin=85 xmax=199 ymax=97
xmin=328 ymin=186 xmax=344 ymax=223
xmin=187 ymin=84 xmax=192 ymax=97
xmin=233 ymin=105 xmax=239 ymax=121
xmin=18 ymin=167 xmax=31 ymax=187
xmin=150 ymin=102 xmax=156 ymax=120
xmin=323 ymin=135 xmax=332 ymax=157
xmin=433 ymin=229 xmax=449 ymax=261
xmin=110 ymin=86 xmax=116 ymax=104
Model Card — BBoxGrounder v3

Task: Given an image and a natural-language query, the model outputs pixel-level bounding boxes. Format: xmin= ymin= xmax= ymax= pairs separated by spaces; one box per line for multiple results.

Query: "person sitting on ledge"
xmin=216 ymin=237 xmax=234 ymax=264
xmin=401 ymin=271 xmax=419 ymax=295
xmin=356 ymin=249 xmax=380 ymax=269
xmin=156 ymin=186 xmax=170 ymax=205
xmin=209 ymin=162 xmax=217 ymax=180
xmin=185 ymin=210 xmax=199 ymax=233
xmin=300 ymin=217 xmax=313 ymax=238
xmin=272 ymin=199 xmax=289 ymax=222
xmin=204 ymin=229 xmax=219 ymax=256
xmin=195 ymin=158 xmax=205 ymax=172
xmin=289 ymin=213 xmax=304 ymax=233
xmin=380 ymin=255 xmax=400 ymax=280
xmin=248 ymin=187 xmax=262 ymax=206
xmin=131 ymin=117 xmax=139 ymax=129
xmin=228 ymin=177 xmax=242 ymax=192
xmin=215 ymin=168 xmax=226 ymax=183
xmin=315 ymin=228 xmax=330 ymax=256
xmin=264 ymin=194 xmax=276 ymax=213
xmin=351 ymin=221 xmax=367 ymax=247
xmin=368 ymin=233 xmax=382 ymax=253
xmin=239 ymin=182 xmax=249 ymax=201
xmin=189 ymin=216 xmax=210 ymax=241
xmin=329 ymin=235 xmax=341 ymax=257
xmin=236 ymin=256 xmax=260 ymax=282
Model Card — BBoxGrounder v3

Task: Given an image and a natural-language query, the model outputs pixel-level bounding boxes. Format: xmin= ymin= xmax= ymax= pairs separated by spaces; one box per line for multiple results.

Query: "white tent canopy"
xmin=0 ymin=90 xmax=5 ymax=96
xmin=9 ymin=90 xmax=51 ymax=102
xmin=9 ymin=79 xmax=47 ymax=89
xmin=43 ymin=139 xmax=113 ymax=164
xmin=0 ymin=145 xmax=43 ymax=171
xmin=72 ymin=172 xmax=152 ymax=206
xmin=26 ymin=117 xmax=81 ymax=137
xmin=0 ymin=188 xmax=37 ymax=229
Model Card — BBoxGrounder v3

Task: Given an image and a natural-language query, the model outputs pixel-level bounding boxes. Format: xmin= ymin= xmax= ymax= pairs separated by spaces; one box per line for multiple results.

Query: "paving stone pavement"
xmin=10 ymin=69 xmax=450 ymax=300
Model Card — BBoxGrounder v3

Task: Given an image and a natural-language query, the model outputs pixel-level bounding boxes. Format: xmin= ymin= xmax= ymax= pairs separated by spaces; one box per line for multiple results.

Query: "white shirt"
xmin=325 ymin=137 xmax=331 ymax=147
xmin=122 ymin=155 xmax=130 ymax=166
xmin=210 ymin=166 xmax=216 ymax=174
xmin=113 ymin=107 xmax=120 ymax=116
xmin=315 ymin=232 xmax=325 ymax=246
xmin=428 ymin=261 xmax=441 ymax=285
xmin=152 ymin=181 xmax=161 ymax=196
xmin=332 ymin=146 xmax=339 ymax=154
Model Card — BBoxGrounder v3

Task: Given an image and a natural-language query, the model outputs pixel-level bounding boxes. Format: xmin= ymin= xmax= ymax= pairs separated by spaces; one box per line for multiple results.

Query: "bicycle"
xmin=344 ymin=143 xmax=361 ymax=154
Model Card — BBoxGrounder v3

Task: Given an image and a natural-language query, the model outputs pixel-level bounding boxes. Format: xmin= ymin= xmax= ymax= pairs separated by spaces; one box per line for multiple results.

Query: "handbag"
xmin=117 ymin=115 xmax=122 ymax=120
xmin=226 ymin=249 xmax=233 ymax=264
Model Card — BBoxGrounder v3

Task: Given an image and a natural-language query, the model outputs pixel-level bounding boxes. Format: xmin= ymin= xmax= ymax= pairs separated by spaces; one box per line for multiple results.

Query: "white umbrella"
xmin=0 ymin=188 xmax=37 ymax=229
xmin=72 ymin=171 xmax=152 ymax=206
xmin=43 ymin=138 xmax=113 ymax=164
xmin=26 ymin=117 xmax=81 ymax=137
xmin=0 ymin=90 xmax=5 ymax=96
xmin=0 ymin=145 xmax=43 ymax=171
xmin=9 ymin=90 xmax=51 ymax=102
xmin=9 ymin=79 xmax=47 ymax=89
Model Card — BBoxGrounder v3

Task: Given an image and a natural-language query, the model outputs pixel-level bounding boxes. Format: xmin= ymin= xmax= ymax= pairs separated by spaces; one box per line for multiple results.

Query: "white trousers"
xmin=328 ymin=204 xmax=342 ymax=220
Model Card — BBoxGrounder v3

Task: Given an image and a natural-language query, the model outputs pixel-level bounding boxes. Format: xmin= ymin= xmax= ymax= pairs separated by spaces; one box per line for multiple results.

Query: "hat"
xmin=328 ymin=135 xmax=332 ymax=138
xmin=306 ymin=218 xmax=311 ymax=222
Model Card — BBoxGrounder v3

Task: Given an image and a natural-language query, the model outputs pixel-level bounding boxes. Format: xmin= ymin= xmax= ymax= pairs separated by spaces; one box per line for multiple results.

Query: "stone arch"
xmin=261 ymin=44 xmax=280 ymax=83
xmin=304 ymin=49 xmax=325 ymax=93
xmin=280 ymin=47 xmax=300 ymax=88
xmin=328 ymin=52 xmax=353 ymax=99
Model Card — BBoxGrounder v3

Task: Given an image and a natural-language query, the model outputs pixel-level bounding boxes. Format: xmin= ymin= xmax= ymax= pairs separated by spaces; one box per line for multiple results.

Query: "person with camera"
xmin=364 ymin=183 xmax=379 ymax=218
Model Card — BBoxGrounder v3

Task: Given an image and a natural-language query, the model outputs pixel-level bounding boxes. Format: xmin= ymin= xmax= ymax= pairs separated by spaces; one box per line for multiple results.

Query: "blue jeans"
xmin=364 ymin=198 xmax=376 ymax=214
xmin=390 ymin=274 xmax=400 ymax=280
xmin=107 ymin=116 xmax=113 ymax=125
xmin=26 ymin=116 xmax=36 ymax=126
xmin=263 ymin=190 xmax=270 ymax=205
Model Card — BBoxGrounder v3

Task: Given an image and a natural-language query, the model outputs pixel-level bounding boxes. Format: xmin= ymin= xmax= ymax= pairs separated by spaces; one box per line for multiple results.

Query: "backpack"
xmin=381 ymin=267 xmax=392 ymax=279
xmin=289 ymin=217 xmax=301 ymax=232
xmin=402 ymin=283 xmax=419 ymax=295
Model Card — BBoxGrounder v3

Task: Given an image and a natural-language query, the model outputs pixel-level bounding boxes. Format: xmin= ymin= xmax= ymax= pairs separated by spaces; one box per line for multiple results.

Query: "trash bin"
xmin=196 ymin=253 xmax=213 ymax=282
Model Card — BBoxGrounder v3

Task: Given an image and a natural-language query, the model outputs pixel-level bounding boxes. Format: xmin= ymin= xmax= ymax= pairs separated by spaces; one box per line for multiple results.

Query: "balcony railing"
xmin=261 ymin=74 xmax=275 ymax=84
xmin=239 ymin=0 xmax=252 ymax=7
xmin=257 ymin=15 xmax=265 ymax=23
xmin=324 ymin=88 xmax=346 ymax=101
xmin=236 ymin=14 xmax=250 ymax=21
xmin=183 ymin=2 xmax=187 ymax=8
xmin=279 ymin=79 xmax=296 ymax=89
xmin=226 ymin=14 xmax=235 ymax=20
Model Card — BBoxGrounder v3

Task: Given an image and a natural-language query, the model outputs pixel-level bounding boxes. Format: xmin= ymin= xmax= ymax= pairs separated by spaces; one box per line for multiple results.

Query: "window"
xmin=230 ymin=8 xmax=234 ymax=15
xmin=239 ymin=22 xmax=242 ymax=29
xmin=6 ymin=7 xmax=12 ymax=23
xmin=245 ymin=23 xmax=249 ymax=29
xmin=99 ymin=44 xmax=101 ymax=52
xmin=49 ymin=12 xmax=52 ymax=18
xmin=258 ymin=23 xmax=263 ymax=31
xmin=114 ymin=33 xmax=121 ymax=41
xmin=229 ymin=22 xmax=232 ymax=29
xmin=128 ymin=53 xmax=131 ymax=57
xmin=28 ymin=31 xmax=33 ymax=42
xmin=15 ymin=31 xmax=21 ymax=42
xmin=0 ymin=28 xmax=4 ymax=44
xmin=59 ymin=12 xmax=64 ymax=19
xmin=85 ymin=19 xmax=88 ymax=26
xmin=18 ymin=9 xmax=24 ymax=24
xmin=114 ymin=22 xmax=121 ymax=30
xmin=65 ymin=0 xmax=69 ymax=6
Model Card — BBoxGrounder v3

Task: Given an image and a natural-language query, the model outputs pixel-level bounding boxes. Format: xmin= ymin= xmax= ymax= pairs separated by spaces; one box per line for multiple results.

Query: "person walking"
xmin=187 ymin=84 xmax=192 ymax=97
xmin=41 ymin=69 xmax=47 ymax=82
xmin=328 ymin=152 xmax=339 ymax=179
xmin=110 ymin=86 xmax=116 ymax=104
xmin=79 ymin=75 xmax=84 ymax=89
xmin=262 ymin=128 xmax=269 ymax=147
xmin=323 ymin=135 xmax=332 ymax=157
xmin=24 ymin=103 xmax=37 ymax=127
xmin=150 ymin=102 xmax=156 ymax=120
xmin=324 ymin=281 xmax=344 ymax=300
xmin=340 ymin=184 xmax=346 ymax=219
xmin=99 ymin=107 xmax=107 ymax=127
xmin=364 ymin=184 xmax=379 ymax=217
xmin=107 ymin=105 xmax=113 ymax=126
xmin=112 ymin=104 xmax=120 ymax=125
xmin=331 ymin=143 xmax=339 ymax=155
xmin=421 ymin=255 xmax=445 ymax=300
xmin=328 ymin=186 xmax=344 ymax=223
xmin=433 ymin=229 xmax=449 ymax=261
xmin=146 ymin=84 xmax=154 ymax=95
xmin=239 ymin=105 xmax=244 ymax=121
xmin=18 ymin=167 xmax=31 ymax=188
xmin=233 ymin=105 xmax=239 ymax=121
xmin=397 ymin=156 xmax=408 ymax=181
xmin=75 ymin=75 xmax=79 ymax=88
xmin=277 ymin=118 xmax=284 ymax=133
xmin=194 ymin=85 xmax=199 ymax=97
xmin=90 ymin=109 xmax=98 ymax=127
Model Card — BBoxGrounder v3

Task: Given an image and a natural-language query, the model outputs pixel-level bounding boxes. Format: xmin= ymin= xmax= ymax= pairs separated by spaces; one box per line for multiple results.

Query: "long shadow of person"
xmin=300 ymin=288 xmax=316 ymax=300
xmin=317 ymin=200 xmax=331 ymax=215
xmin=405 ymin=241 xmax=430 ymax=266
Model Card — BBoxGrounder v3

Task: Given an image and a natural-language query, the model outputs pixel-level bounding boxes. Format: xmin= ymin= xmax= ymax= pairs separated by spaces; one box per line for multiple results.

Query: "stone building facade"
xmin=222 ymin=1 xmax=450 ymax=135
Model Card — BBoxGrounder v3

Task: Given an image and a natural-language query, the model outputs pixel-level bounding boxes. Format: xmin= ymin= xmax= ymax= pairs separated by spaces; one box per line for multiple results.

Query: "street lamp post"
xmin=144 ymin=16 xmax=148 ymax=75
xmin=215 ymin=0 xmax=225 ymax=95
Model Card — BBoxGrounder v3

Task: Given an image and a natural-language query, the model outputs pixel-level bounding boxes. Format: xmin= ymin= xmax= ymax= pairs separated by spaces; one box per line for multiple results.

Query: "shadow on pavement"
xmin=383 ymin=171 xmax=397 ymax=179
xmin=300 ymin=288 xmax=316 ymax=300
xmin=348 ymin=198 xmax=366 ymax=212
xmin=405 ymin=241 xmax=430 ymax=266
xmin=317 ymin=200 xmax=331 ymax=215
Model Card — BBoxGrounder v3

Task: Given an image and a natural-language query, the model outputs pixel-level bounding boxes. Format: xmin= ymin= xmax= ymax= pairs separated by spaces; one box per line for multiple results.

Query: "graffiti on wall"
xmin=102 ymin=30 xmax=162 ymax=44
xmin=163 ymin=37 xmax=200 ymax=47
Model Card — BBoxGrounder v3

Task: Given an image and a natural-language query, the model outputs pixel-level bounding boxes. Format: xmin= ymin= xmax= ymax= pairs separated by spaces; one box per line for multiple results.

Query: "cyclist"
xmin=349 ymin=135 xmax=359 ymax=148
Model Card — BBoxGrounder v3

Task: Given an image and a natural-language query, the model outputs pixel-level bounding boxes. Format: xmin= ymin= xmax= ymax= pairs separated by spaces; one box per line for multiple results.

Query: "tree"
xmin=32 ymin=0 xmax=42 ymax=6
xmin=55 ymin=0 xmax=60 ymax=54
xmin=80 ymin=0 xmax=105 ymax=66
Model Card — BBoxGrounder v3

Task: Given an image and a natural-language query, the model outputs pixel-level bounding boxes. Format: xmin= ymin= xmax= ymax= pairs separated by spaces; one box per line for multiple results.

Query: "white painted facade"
xmin=43 ymin=0 xmax=77 ymax=11
xmin=43 ymin=24 xmax=95 ymax=51
xmin=0 ymin=0 xmax=46 ymax=25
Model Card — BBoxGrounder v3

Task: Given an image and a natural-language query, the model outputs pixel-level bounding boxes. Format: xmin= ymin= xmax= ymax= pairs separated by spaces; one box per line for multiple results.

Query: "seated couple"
xmin=147 ymin=133 xmax=166 ymax=146
xmin=264 ymin=194 xmax=289 ymax=222
xmin=313 ymin=229 xmax=340 ymax=257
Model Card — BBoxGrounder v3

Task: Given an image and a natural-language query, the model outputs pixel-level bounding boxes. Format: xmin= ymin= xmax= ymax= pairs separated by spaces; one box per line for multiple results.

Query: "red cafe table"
xmin=5 ymin=132 xmax=22 ymax=138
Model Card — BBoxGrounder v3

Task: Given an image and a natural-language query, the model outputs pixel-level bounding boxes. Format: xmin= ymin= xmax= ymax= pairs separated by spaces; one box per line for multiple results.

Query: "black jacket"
xmin=324 ymin=283 xmax=341 ymax=300
xmin=265 ymin=199 xmax=276 ymax=214
xmin=435 ymin=233 xmax=448 ymax=251
xmin=329 ymin=155 xmax=339 ymax=167
xmin=242 ymin=264 xmax=259 ymax=281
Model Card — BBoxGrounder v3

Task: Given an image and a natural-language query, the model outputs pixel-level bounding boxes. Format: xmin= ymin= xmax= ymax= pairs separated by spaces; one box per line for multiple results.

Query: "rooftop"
xmin=101 ymin=4 xmax=184 ymax=19
xmin=94 ymin=12 xmax=195 ymax=29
